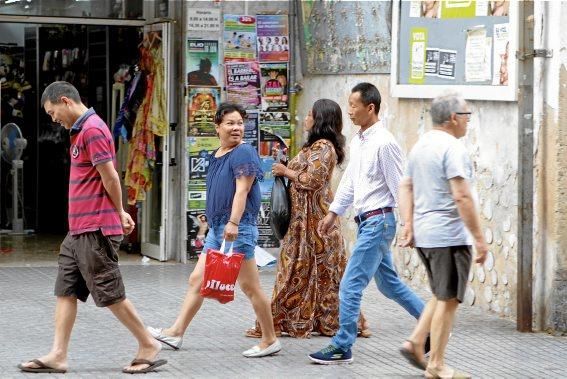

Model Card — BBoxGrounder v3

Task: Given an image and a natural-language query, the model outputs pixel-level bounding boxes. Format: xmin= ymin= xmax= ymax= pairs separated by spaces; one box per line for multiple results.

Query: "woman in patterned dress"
xmin=247 ymin=99 xmax=371 ymax=338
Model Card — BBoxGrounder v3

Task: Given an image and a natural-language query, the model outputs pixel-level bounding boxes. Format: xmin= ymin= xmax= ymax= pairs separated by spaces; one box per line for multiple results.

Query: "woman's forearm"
xmin=229 ymin=189 xmax=248 ymax=224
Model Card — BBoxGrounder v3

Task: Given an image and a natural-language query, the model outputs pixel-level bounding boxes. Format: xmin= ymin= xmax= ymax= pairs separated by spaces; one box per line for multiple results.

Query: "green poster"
xmin=441 ymin=0 xmax=477 ymax=18
xmin=409 ymin=27 xmax=427 ymax=84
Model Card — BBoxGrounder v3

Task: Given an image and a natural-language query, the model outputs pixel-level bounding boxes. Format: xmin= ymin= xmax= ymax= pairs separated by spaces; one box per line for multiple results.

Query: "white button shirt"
xmin=329 ymin=121 xmax=404 ymax=217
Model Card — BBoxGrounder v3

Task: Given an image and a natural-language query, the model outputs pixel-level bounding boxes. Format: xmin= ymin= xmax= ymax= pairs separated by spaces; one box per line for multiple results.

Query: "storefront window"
xmin=0 ymin=0 xmax=143 ymax=19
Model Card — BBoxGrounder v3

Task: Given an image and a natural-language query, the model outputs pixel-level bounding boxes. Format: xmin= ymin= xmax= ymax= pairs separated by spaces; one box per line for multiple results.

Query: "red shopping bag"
xmin=200 ymin=240 xmax=245 ymax=304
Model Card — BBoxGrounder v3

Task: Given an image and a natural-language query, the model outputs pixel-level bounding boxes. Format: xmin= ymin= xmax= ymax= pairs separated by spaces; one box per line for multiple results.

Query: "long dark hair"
xmin=304 ymin=99 xmax=346 ymax=165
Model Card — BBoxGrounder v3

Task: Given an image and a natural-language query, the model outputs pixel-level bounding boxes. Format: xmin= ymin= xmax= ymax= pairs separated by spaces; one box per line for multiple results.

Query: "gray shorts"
xmin=54 ymin=231 xmax=125 ymax=307
xmin=416 ymin=245 xmax=472 ymax=303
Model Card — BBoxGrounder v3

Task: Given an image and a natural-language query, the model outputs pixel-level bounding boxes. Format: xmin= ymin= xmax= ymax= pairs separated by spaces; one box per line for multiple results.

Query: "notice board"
xmin=391 ymin=0 xmax=518 ymax=101
xmin=298 ymin=0 xmax=392 ymax=74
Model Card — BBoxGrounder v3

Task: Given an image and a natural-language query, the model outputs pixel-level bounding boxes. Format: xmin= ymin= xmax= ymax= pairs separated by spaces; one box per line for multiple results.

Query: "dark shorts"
xmin=54 ymin=231 xmax=126 ymax=307
xmin=416 ymin=245 xmax=472 ymax=303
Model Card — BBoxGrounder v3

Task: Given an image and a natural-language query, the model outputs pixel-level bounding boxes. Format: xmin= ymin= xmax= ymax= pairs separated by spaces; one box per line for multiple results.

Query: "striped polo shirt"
xmin=68 ymin=108 xmax=122 ymax=236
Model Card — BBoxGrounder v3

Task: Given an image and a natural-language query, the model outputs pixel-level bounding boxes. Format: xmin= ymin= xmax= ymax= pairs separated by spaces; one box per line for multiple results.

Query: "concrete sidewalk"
xmin=0 ymin=264 xmax=565 ymax=378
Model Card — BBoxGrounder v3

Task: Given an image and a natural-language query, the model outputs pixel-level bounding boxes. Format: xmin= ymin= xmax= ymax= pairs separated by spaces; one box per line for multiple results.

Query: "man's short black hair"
xmin=351 ymin=82 xmax=381 ymax=115
xmin=41 ymin=81 xmax=81 ymax=107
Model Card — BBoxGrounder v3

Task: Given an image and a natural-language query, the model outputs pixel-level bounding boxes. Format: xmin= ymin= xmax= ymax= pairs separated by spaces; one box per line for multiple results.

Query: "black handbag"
xmin=269 ymin=175 xmax=291 ymax=240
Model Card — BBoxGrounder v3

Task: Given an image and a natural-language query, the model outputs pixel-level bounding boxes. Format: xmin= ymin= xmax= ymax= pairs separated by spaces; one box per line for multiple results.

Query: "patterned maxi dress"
xmin=271 ymin=139 xmax=347 ymax=338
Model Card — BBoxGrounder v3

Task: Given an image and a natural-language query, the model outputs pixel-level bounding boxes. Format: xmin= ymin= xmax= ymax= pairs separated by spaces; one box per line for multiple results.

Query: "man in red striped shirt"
xmin=18 ymin=81 xmax=167 ymax=375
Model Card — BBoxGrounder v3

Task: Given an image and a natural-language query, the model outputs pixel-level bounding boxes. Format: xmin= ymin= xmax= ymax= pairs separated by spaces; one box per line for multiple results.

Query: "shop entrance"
xmin=0 ymin=19 xmax=171 ymax=263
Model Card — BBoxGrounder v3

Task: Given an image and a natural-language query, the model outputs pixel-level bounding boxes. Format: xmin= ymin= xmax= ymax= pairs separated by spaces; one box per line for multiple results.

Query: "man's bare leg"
xmin=402 ymin=297 xmax=437 ymax=362
xmin=108 ymin=299 xmax=162 ymax=372
xmin=427 ymin=298 xmax=459 ymax=375
xmin=19 ymin=296 xmax=77 ymax=371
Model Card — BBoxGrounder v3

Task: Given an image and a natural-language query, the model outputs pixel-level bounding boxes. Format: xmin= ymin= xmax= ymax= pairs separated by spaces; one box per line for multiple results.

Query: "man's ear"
xmin=368 ymin=103 xmax=375 ymax=114
xmin=60 ymin=96 xmax=72 ymax=106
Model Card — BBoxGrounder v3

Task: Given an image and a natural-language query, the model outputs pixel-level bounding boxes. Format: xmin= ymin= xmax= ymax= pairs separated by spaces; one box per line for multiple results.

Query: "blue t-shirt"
xmin=205 ymin=143 xmax=263 ymax=227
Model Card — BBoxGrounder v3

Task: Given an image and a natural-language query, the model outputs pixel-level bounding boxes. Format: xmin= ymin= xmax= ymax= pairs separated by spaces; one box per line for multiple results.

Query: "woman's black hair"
xmin=214 ymin=102 xmax=246 ymax=124
xmin=305 ymin=99 xmax=346 ymax=165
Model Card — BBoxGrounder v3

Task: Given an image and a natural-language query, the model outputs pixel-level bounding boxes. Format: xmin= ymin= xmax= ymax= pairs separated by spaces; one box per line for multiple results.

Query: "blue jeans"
xmin=201 ymin=222 xmax=258 ymax=260
xmin=331 ymin=212 xmax=425 ymax=351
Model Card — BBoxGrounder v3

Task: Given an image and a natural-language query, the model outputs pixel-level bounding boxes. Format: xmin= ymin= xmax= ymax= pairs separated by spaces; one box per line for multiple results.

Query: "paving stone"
xmin=1 ymin=264 xmax=565 ymax=378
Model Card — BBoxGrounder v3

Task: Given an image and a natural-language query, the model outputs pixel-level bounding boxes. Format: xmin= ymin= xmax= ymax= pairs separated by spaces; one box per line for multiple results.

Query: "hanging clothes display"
xmin=125 ymin=29 xmax=167 ymax=204
xmin=113 ymin=68 xmax=146 ymax=142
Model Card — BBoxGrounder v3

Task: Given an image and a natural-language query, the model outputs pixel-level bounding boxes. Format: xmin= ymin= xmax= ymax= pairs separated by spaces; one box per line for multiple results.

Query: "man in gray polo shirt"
xmin=398 ymin=92 xmax=487 ymax=378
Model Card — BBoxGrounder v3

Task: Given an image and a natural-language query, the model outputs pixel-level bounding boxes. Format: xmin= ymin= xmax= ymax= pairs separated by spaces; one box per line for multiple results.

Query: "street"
xmin=0 ymin=263 xmax=565 ymax=378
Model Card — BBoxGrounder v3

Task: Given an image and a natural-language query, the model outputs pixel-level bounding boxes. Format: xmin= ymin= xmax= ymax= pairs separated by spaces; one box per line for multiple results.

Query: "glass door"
xmin=140 ymin=22 xmax=171 ymax=261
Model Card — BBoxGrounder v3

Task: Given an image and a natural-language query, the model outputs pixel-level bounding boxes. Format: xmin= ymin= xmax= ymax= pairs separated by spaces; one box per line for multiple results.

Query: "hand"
xmin=120 ymin=211 xmax=135 ymax=235
xmin=271 ymin=143 xmax=281 ymax=159
xmin=398 ymin=224 xmax=414 ymax=248
xmin=318 ymin=213 xmax=337 ymax=236
xmin=474 ymin=239 xmax=489 ymax=264
xmin=223 ymin=222 xmax=239 ymax=241
xmin=272 ymin=163 xmax=287 ymax=177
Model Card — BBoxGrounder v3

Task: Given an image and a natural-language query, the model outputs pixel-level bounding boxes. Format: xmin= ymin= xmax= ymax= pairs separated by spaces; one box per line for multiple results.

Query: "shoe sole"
xmin=156 ymin=337 xmax=181 ymax=350
xmin=243 ymin=346 xmax=282 ymax=358
xmin=308 ymin=356 xmax=353 ymax=365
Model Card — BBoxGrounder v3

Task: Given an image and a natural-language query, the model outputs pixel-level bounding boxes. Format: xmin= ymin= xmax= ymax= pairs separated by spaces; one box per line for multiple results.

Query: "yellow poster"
xmin=409 ymin=28 xmax=427 ymax=84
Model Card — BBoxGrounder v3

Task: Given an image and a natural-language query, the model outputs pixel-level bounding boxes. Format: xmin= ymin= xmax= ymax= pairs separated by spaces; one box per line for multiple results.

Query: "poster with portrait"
xmin=225 ymin=61 xmax=261 ymax=110
xmin=492 ymin=23 xmax=509 ymax=86
xmin=186 ymin=182 xmax=207 ymax=259
xmin=223 ymin=15 xmax=257 ymax=61
xmin=187 ymin=39 xmax=220 ymax=86
xmin=187 ymin=136 xmax=218 ymax=180
xmin=260 ymin=63 xmax=288 ymax=111
xmin=187 ymin=87 xmax=221 ymax=136
xmin=256 ymin=15 xmax=289 ymax=62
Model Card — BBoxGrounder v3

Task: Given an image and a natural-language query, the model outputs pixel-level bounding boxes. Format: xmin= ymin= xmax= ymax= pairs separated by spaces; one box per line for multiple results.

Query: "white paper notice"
xmin=465 ymin=28 xmax=487 ymax=82
xmin=409 ymin=1 xmax=422 ymax=17
xmin=187 ymin=8 xmax=221 ymax=32
xmin=484 ymin=37 xmax=492 ymax=81
xmin=438 ymin=49 xmax=457 ymax=80
xmin=476 ymin=1 xmax=489 ymax=16
xmin=492 ymin=23 xmax=510 ymax=85
xmin=425 ymin=48 xmax=440 ymax=76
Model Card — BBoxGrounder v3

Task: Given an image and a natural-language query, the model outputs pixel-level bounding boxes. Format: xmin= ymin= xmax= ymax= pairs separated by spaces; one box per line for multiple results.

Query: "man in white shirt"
xmin=309 ymin=82 xmax=425 ymax=364
xmin=398 ymin=92 xmax=487 ymax=378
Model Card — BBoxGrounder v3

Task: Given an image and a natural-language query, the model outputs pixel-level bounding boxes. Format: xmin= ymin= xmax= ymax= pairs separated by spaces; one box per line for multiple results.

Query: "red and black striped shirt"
xmin=68 ymin=109 xmax=122 ymax=236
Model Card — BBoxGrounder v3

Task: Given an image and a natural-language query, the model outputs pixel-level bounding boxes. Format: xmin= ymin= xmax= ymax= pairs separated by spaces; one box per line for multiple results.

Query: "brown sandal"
xmin=399 ymin=339 xmax=427 ymax=370
xmin=357 ymin=313 xmax=372 ymax=338
xmin=244 ymin=327 xmax=282 ymax=338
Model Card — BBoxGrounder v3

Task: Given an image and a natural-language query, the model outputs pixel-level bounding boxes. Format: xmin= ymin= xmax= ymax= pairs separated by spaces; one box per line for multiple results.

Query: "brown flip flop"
xmin=122 ymin=358 xmax=168 ymax=374
xmin=18 ymin=359 xmax=67 ymax=373
xmin=399 ymin=340 xmax=427 ymax=370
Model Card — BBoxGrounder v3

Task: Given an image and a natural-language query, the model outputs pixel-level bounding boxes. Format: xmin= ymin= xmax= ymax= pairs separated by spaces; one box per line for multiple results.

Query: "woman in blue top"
xmin=148 ymin=103 xmax=281 ymax=358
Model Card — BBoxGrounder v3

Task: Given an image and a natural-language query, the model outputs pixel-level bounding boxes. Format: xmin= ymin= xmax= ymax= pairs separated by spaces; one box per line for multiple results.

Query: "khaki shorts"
xmin=54 ymin=231 xmax=125 ymax=307
xmin=416 ymin=245 xmax=472 ymax=303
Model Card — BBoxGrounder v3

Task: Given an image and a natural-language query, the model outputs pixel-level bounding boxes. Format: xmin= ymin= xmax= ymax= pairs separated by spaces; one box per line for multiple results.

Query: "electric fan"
xmin=1 ymin=122 xmax=27 ymax=234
